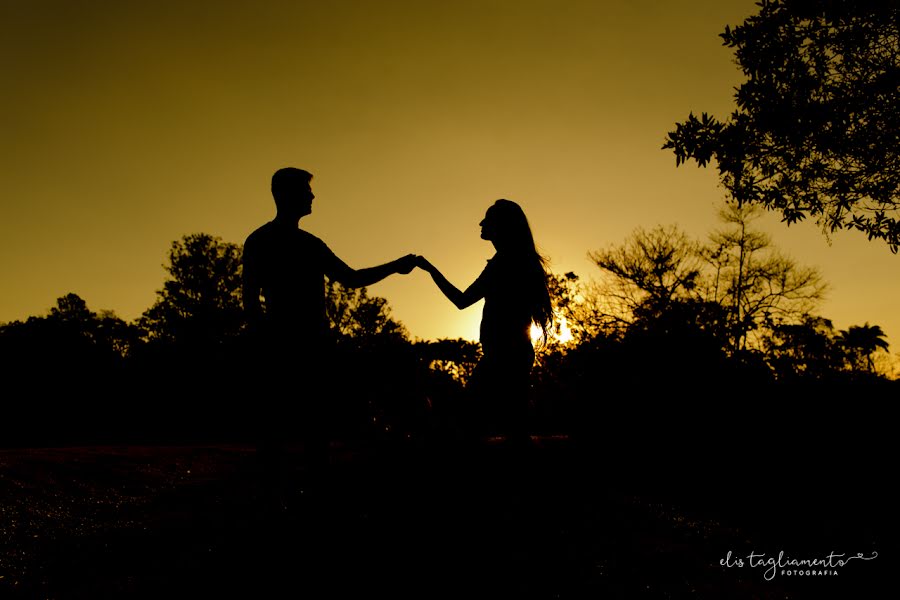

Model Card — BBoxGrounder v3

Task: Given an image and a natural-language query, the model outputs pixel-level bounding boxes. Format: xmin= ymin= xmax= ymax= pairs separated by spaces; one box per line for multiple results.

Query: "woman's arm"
xmin=417 ymin=256 xmax=484 ymax=310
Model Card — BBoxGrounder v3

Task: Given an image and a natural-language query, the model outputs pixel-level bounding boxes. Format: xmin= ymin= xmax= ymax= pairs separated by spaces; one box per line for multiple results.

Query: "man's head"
xmin=271 ymin=167 xmax=314 ymax=220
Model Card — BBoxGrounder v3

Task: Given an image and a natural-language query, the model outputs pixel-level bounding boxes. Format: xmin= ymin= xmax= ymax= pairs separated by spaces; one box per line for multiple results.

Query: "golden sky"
xmin=1 ymin=0 xmax=897 ymax=356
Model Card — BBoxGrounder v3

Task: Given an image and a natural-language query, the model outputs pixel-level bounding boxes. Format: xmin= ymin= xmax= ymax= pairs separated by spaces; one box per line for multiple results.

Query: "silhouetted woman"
xmin=417 ymin=199 xmax=553 ymax=445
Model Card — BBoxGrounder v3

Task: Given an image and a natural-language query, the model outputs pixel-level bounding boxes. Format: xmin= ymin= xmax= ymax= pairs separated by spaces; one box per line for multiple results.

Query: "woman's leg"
xmin=468 ymin=345 xmax=534 ymax=443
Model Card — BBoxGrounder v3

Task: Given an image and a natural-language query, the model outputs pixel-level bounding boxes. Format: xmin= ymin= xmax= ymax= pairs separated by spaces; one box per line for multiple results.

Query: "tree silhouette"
xmin=664 ymin=0 xmax=900 ymax=251
xmin=49 ymin=292 xmax=95 ymax=325
xmin=585 ymin=209 xmax=832 ymax=380
xmin=139 ymin=233 xmax=244 ymax=347
xmin=589 ymin=225 xmax=703 ymax=320
xmin=0 ymin=293 xmax=138 ymax=368
xmin=840 ymin=322 xmax=890 ymax=373
xmin=584 ymin=227 xmax=739 ymax=391
xmin=700 ymin=203 xmax=826 ymax=352
xmin=544 ymin=271 xmax=617 ymax=348
xmin=0 ymin=294 xmax=141 ymax=442
xmin=414 ymin=338 xmax=481 ymax=385
xmin=325 ymin=279 xmax=408 ymax=348
xmin=48 ymin=293 xmax=142 ymax=358
xmin=763 ymin=315 xmax=844 ymax=380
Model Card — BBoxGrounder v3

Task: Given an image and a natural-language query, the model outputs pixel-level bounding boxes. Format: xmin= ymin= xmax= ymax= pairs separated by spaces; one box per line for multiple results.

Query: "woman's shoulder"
xmin=489 ymin=251 xmax=535 ymax=272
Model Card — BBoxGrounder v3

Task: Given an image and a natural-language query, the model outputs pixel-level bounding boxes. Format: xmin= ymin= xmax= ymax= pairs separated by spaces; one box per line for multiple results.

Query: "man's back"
xmin=243 ymin=220 xmax=343 ymax=341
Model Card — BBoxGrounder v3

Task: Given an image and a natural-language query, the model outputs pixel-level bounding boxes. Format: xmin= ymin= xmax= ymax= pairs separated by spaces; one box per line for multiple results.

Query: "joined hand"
xmin=395 ymin=254 xmax=418 ymax=275
xmin=415 ymin=255 xmax=435 ymax=273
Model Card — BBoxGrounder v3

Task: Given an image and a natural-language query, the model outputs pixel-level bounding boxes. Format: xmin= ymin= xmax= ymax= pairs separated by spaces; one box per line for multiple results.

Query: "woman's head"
xmin=479 ymin=199 xmax=534 ymax=251
xmin=481 ymin=199 xmax=554 ymax=343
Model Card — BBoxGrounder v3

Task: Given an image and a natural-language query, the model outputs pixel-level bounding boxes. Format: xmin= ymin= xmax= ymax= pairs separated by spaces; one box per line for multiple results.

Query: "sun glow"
xmin=556 ymin=318 xmax=573 ymax=344
xmin=531 ymin=317 xmax=573 ymax=346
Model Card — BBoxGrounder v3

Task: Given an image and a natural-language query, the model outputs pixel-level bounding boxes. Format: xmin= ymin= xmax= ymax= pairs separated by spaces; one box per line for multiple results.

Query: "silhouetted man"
xmin=242 ymin=167 xmax=415 ymax=513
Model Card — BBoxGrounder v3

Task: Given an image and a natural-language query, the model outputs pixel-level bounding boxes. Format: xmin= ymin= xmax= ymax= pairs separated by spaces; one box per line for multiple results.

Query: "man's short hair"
xmin=271 ymin=168 xmax=313 ymax=205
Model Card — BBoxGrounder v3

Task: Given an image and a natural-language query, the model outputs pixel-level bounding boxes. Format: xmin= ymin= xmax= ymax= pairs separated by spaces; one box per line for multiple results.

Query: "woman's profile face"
xmin=480 ymin=207 xmax=498 ymax=241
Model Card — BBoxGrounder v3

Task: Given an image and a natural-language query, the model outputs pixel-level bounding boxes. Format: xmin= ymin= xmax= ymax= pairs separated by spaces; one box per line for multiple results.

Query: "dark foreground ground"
xmin=0 ymin=427 xmax=890 ymax=600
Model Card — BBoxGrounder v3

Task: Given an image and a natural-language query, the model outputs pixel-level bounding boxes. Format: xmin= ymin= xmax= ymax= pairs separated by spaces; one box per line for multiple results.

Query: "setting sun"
xmin=531 ymin=317 xmax=573 ymax=346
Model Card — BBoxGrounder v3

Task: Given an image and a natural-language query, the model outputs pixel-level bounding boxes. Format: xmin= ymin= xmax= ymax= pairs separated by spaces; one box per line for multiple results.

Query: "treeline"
xmin=0 ymin=204 xmax=895 ymax=445
xmin=530 ymin=205 xmax=897 ymax=453
xmin=539 ymin=204 xmax=894 ymax=387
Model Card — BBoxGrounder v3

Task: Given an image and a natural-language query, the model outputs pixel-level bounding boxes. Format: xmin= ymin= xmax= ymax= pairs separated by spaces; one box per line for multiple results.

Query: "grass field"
xmin=0 ymin=434 xmax=886 ymax=599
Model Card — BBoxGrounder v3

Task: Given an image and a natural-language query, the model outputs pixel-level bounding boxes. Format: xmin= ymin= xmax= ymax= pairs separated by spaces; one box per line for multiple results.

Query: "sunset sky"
xmin=2 ymin=0 xmax=897 ymax=358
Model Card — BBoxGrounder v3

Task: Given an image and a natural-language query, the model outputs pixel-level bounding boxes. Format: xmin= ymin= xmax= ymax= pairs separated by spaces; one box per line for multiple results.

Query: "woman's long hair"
xmin=489 ymin=199 xmax=554 ymax=344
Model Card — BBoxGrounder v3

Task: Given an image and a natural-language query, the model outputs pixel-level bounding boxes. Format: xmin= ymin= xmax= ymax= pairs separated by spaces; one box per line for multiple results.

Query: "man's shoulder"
xmin=300 ymin=230 xmax=342 ymax=260
xmin=296 ymin=228 xmax=327 ymax=245
xmin=244 ymin=221 xmax=276 ymax=246
xmin=243 ymin=222 xmax=321 ymax=242
xmin=244 ymin=223 xmax=333 ymax=254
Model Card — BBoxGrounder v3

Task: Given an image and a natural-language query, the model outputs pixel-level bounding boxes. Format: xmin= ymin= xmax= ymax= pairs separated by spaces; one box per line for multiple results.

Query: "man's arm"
xmin=241 ymin=239 xmax=264 ymax=330
xmin=329 ymin=253 xmax=418 ymax=289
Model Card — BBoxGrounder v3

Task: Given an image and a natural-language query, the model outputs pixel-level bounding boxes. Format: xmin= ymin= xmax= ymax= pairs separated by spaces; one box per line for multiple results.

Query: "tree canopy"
xmin=140 ymin=233 xmax=244 ymax=346
xmin=664 ymin=0 xmax=900 ymax=251
xmin=325 ymin=280 xmax=409 ymax=348
xmin=588 ymin=205 xmax=827 ymax=358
